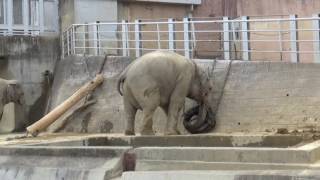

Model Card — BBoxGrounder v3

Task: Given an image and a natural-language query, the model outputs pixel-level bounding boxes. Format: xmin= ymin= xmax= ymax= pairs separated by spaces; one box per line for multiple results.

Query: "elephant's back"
xmin=125 ymin=51 xmax=194 ymax=103
xmin=127 ymin=50 xmax=191 ymax=76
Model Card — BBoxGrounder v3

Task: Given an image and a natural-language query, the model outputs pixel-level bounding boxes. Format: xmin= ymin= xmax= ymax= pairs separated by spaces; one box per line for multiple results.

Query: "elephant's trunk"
xmin=183 ymin=103 xmax=216 ymax=134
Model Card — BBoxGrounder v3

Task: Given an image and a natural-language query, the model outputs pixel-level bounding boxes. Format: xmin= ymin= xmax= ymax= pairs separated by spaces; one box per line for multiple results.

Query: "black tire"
xmin=183 ymin=105 xmax=216 ymax=134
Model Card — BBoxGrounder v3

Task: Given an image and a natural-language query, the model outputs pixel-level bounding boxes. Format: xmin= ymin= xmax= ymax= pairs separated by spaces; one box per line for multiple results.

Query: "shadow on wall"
xmin=0 ymin=56 xmax=11 ymax=79
xmin=28 ymin=70 xmax=54 ymax=126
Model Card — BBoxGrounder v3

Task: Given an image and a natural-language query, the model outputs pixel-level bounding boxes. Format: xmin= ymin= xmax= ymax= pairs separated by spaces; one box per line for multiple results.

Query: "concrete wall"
xmin=0 ymin=36 xmax=60 ymax=126
xmin=47 ymin=56 xmax=131 ymax=133
xmin=48 ymin=56 xmax=320 ymax=134
xmin=60 ymin=0 xmax=117 ymax=32
xmin=59 ymin=0 xmax=75 ymax=32
xmin=193 ymin=0 xmax=320 ymax=18
xmin=216 ymin=61 xmax=320 ymax=133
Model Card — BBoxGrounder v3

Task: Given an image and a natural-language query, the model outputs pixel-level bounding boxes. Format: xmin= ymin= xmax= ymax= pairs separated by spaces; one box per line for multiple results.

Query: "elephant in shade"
xmin=117 ymin=50 xmax=215 ymax=135
xmin=0 ymin=78 xmax=25 ymax=119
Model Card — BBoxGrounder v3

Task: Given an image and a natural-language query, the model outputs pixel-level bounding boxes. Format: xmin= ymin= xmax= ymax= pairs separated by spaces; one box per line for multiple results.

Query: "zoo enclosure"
xmin=62 ymin=15 xmax=320 ymax=62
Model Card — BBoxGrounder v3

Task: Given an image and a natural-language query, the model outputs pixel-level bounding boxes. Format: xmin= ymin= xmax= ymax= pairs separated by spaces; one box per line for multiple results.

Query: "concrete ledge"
xmin=0 ymin=146 xmax=132 ymax=180
xmin=136 ymin=160 xmax=312 ymax=171
xmin=122 ymin=170 xmax=320 ymax=180
xmin=0 ymin=146 xmax=131 ymax=157
xmin=134 ymin=147 xmax=312 ymax=164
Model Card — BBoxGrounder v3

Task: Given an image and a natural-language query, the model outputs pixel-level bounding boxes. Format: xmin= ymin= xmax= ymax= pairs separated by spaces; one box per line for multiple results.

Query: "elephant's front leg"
xmin=166 ymin=100 xmax=184 ymax=135
xmin=166 ymin=74 xmax=192 ymax=135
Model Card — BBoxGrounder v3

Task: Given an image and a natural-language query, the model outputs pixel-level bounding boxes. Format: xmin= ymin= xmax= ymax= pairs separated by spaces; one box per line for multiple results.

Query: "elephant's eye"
xmin=209 ymin=87 xmax=212 ymax=91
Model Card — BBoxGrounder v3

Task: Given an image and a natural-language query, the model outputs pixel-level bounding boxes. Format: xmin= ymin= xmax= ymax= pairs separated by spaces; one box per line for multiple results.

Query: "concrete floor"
xmin=1 ymin=132 xmax=320 ymax=179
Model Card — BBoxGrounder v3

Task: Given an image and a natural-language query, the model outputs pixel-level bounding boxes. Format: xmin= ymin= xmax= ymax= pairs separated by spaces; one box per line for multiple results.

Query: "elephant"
xmin=117 ymin=50 xmax=215 ymax=135
xmin=0 ymin=78 xmax=25 ymax=119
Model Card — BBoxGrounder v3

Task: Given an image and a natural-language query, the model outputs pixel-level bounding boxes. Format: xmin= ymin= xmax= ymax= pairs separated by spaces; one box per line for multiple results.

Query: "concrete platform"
xmin=122 ymin=170 xmax=320 ymax=180
xmin=0 ymin=145 xmax=131 ymax=180
xmin=1 ymin=133 xmax=320 ymax=179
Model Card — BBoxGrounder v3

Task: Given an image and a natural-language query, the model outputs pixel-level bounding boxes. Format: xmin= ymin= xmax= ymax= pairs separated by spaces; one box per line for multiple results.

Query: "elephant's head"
xmin=3 ymin=80 xmax=25 ymax=105
xmin=185 ymin=62 xmax=216 ymax=133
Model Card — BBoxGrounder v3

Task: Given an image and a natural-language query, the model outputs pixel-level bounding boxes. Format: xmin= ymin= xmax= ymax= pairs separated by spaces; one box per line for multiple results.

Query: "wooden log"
xmin=26 ymin=74 xmax=104 ymax=137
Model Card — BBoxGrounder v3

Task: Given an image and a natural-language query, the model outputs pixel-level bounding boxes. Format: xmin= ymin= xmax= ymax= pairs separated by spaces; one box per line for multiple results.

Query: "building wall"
xmin=237 ymin=0 xmax=320 ymax=17
xmin=59 ymin=0 xmax=75 ymax=32
xmin=118 ymin=1 xmax=191 ymax=56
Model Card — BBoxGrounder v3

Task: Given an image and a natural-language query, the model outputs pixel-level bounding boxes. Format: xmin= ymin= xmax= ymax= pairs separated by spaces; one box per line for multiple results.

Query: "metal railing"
xmin=62 ymin=15 xmax=320 ymax=62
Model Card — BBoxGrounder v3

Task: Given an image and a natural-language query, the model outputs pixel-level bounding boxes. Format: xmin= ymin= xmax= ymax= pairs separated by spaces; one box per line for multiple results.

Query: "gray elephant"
xmin=0 ymin=78 xmax=25 ymax=119
xmin=117 ymin=50 xmax=215 ymax=135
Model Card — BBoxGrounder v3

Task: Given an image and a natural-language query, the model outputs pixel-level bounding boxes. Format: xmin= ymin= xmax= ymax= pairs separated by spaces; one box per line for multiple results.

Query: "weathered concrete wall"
xmin=47 ymin=56 xmax=130 ymax=133
xmin=0 ymin=36 xmax=60 ymax=126
xmin=59 ymin=0 xmax=75 ymax=32
xmin=193 ymin=0 xmax=320 ymax=18
xmin=60 ymin=0 xmax=118 ymax=32
xmin=216 ymin=61 xmax=320 ymax=133
xmin=48 ymin=56 xmax=320 ymax=134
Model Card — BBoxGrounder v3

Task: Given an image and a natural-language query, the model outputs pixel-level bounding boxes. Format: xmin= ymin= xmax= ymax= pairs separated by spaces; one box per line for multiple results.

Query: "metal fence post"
xmin=94 ymin=21 xmax=101 ymax=56
xmin=67 ymin=29 xmax=70 ymax=56
xmin=241 ymin=16 xmax=250 ymax=61
xmin=223 ymin=17 xmax=230 ymax=60
xmin=61 ymin=34 xmax=65 ymax=59
xmin=134 ymin=19 xmax=142 ymax=58
xmin=289 ymin=14 xmax=299 ymax=63
xmin=7 ymin=0 xmax=12 ymax=35
xmin=72 ymin=25 xmax=76 ymax=55
xmin=84 ymin=23 xmax=89 ymax=55
xmin=122 ymin=20 xmax=128 ymax=56
xmin=183 ymin=17 xmax=191 ymax=59
xmin=168 ymin=18 xmax=176 ymax=52
xmin=156 ymin=23 xmax=161 ymax=49
xmin=313 ymin=14 xmax=320 ymax=63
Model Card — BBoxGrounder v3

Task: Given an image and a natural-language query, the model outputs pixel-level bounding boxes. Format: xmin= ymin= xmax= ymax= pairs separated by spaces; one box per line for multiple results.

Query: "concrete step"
xmin=0 ymin=146 xmax=131 ymax=180
xmin=133 ymin=147 xmax=313 ymax=164
xmin=122 ymin=170 xmax=320 ymax=180
xmin=135 ymin=160 xmax=312 ymax=171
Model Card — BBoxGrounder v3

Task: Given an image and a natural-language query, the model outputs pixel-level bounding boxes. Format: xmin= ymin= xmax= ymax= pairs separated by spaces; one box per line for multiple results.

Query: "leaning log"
xmin=26 ymin=74 xmax=104 ymax=137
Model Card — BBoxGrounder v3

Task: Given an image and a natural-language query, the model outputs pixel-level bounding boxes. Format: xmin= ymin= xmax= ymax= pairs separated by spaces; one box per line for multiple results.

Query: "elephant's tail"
xmin=117 ymin=65 xmax=131 ymax=96
xmin=117 ymin=59 xmax=137 ymax=96
xmin=117 ymin=73 xmax=125 ymax=96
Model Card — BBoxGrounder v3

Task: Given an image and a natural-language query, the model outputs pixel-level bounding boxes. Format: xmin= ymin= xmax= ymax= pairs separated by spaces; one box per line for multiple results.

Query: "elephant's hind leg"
xmin=140 ymin=87 xmax=160 ymax=136
xmin=124 ymin=99 xmax=137 ymax=136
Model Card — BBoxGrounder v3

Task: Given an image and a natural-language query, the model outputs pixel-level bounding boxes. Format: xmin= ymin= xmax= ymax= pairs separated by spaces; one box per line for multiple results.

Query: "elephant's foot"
xmin=164 ymin=128 xmax=180 ymax=135
xmin=124 ymin=130 xmax=135 ymax=136
xmin=140 ymin=129 xmax=155 ymax=136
